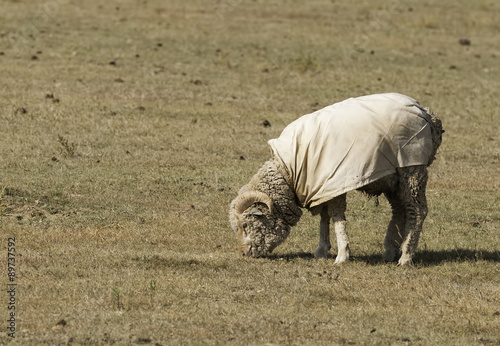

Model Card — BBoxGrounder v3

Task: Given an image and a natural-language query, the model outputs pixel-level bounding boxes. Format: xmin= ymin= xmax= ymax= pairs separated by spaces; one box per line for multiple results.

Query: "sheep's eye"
xmin=242 ymin=223 xmax=247 ymax=229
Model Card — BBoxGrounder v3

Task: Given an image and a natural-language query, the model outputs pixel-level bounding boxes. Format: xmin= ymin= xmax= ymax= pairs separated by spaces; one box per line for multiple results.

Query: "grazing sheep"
xmin=229 ymin=93 xmax=443 ymax=266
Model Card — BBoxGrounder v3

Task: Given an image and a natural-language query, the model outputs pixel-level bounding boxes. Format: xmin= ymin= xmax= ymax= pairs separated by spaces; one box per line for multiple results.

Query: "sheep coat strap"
xmin=268 ymin=93 xmax=433 ymax=209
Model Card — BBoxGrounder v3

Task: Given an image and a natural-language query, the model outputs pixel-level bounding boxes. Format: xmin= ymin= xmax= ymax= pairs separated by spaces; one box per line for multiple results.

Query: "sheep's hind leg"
xmin=382 ymin=192 xmax=405 ymax=262
xmin=397 ymin=167 xmax=429 ymax=266
xmin=314 ymin=206 xmax=331 ymax=258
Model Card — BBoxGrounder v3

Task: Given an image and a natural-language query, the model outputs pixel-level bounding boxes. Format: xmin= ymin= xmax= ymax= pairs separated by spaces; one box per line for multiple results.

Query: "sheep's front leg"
xmin=333 ymin=217 xmax=349 ymax=264
xmin=314 ymin=207 xmax=331 ymax=258
xmin=329 ymin=194 xmax=349 ymax=264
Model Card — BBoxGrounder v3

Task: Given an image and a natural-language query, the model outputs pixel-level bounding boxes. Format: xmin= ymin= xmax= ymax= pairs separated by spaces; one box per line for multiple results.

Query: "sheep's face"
xmin=231 ymin=203 xmax=290 ymax=258
xmin=230 ymin=191 xmax=290 ymax=257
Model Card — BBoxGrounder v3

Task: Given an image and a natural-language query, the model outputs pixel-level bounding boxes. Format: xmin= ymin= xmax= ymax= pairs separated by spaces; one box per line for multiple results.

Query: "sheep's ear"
xmin=250 ymin=209 xmax=263 ymax=216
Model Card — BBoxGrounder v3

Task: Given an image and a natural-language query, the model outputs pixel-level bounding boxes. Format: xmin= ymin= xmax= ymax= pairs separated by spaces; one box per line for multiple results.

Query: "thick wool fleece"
xmin=268 ymin=93 xmax=435 ymax=208
xmin=237 ymin=159 xmax=302 ymax=226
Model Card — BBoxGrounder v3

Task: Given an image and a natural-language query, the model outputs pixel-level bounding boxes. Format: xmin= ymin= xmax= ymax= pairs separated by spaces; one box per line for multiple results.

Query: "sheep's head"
xmin=229 ymin=191 xmax=290 ymax=257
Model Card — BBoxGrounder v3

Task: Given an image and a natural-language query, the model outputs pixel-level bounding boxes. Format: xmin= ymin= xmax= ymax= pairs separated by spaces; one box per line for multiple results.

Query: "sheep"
xmin=229 ymin=93 xmax=443 ymax=266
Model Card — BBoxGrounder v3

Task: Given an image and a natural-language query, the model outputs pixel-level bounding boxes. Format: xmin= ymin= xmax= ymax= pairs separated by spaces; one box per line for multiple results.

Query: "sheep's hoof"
xmin=397 ymin=256 xmax=413 ymax=267
xmin=382 ymin=250 xmax=397 ymax=262
xmin=334 ymin=253 xmax=349 ymax=264
xmin=314 ymin=247 xmax=329 ymax=259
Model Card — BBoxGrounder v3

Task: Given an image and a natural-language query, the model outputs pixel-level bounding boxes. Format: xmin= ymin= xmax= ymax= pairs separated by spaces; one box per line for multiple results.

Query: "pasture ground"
xmin=1 ymin=0 xmax=499 ymax=344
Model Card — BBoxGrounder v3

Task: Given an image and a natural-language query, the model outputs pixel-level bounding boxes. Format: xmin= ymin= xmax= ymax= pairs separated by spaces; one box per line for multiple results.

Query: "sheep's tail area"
xmin=423 ymin=107 xmax=444 ymax=166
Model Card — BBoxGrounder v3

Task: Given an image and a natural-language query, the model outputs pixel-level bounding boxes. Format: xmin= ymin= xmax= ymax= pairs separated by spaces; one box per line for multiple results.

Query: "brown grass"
xmin=1 ymin=0 xmax=499 ymax=344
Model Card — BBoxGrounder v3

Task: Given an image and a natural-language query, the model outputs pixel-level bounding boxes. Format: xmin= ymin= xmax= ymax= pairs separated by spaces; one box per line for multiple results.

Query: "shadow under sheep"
xmin=267 ymin=249 xmax=500 ymax=266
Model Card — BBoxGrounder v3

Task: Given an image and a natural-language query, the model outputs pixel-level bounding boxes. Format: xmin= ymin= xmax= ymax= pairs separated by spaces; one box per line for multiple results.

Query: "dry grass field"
xmin=1 ymin=0 xmax=499 ymax=344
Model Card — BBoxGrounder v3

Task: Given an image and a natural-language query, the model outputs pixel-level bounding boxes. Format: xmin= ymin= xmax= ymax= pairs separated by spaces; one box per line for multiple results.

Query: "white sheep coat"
xmin=268 ymin=93 xmax=433 ymax=208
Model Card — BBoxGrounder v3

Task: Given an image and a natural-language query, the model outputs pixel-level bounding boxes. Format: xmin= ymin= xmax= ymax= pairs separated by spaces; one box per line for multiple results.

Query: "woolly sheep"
xmin=229 ymin=93 xmax=443 ymax=266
